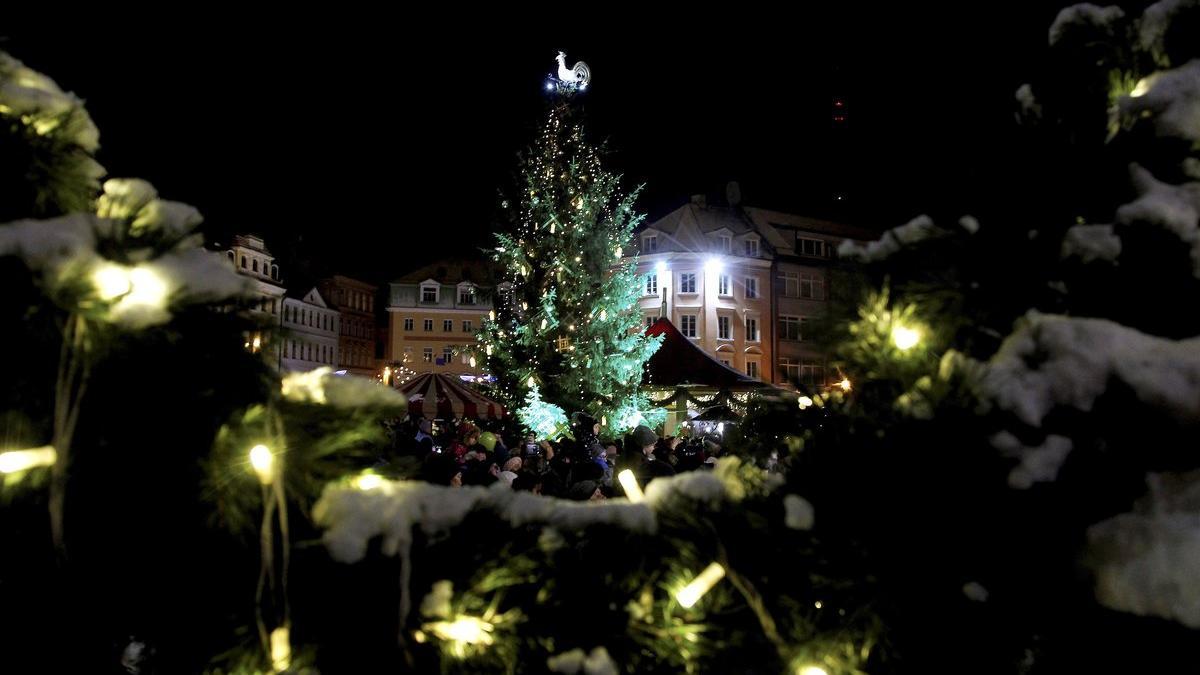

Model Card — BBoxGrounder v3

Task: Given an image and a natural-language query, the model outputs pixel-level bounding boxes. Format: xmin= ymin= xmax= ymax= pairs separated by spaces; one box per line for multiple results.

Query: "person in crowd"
xmin=463 ymin=456 xmax=500 ymax=486
xmin=414 ymin=418 xmax=434 ymax=455
xmin=478 ymin=430 xmax=509 ymax=468
xmin=629 ymin=424 xmax=675 ymax=485
xmin=503 ymin=456 xmax=523 ymax=474
xmin=420 ymin=451 xmax=462 ymax=486
xmin=449 ymin=422 xmax=480 ymax=462
xmin=567 ymin=479 xmax=605 ymax=501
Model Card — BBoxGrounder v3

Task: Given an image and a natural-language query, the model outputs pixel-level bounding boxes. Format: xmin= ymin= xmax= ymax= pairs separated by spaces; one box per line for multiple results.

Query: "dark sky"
xmin=4 ymin=6 xmax=1063 ymax=285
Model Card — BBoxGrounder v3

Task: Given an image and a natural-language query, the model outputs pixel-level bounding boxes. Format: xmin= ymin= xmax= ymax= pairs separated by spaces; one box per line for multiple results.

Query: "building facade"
xmin=317 ymin=275 xmax=378 ymax=378
xmin=628 ymin=195 xmax=871 ymax=389
xmin=281 ymin=287 xmax=339 ymax=373
xmin=387 ymin=259 xmax=495 ymax=379
xmin=224 ymin=234 xmax=285 ymax=355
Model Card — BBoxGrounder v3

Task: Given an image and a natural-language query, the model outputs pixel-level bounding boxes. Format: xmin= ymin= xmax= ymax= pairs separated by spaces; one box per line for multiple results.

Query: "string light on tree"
xmin=676 ymin=562 xmax=727 ymax=609
xmin=249 ymin=444 xmax=274 ymax=484
xmin=891 ymin=324 xmax=921 ymax=350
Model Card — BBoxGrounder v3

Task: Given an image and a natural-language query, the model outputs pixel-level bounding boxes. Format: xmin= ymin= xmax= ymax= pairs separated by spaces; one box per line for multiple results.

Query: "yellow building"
xmin=386 ymin=259 xmax=497 ymax=380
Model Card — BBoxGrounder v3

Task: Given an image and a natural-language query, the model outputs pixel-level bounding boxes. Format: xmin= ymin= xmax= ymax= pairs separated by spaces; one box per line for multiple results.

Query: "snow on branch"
xmin=837 ymin=215 xmax=975 ymax=263
xmin=978 ymin=313 xmax=1200 ymax=429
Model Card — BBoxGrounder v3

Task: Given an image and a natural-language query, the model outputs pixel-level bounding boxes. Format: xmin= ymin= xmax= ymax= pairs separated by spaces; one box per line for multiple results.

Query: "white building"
xmin=224 ymin=234 xmax=285 ymax=354
xmin=627 ymin=194 xmax=872 ymax=388
xmin=281 ymin=287 xmax=339 ymax=372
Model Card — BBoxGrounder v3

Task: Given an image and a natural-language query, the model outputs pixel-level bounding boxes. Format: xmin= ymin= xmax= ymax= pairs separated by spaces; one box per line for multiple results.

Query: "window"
xmin=745 ymin=277 xmax=759 ymax=299
xmin=780 ymin=271 xmax=799 ymax=298
xmin=718 ymin=316 xmax=731 ymax=340
xmin=272 ymin=264 xmax=279 ymax=280
xmin=680 ymin=314 xmax=697 ymax=338
xmin=645 ymin=272 xmax=658 ymax=296
xmin=801 ymin=363 xmax=825 ymax=387
xmin=423 ymin=319 xmax=433 ymax=332
xmin=780 ymin=357 xmax=800 ymax=382
xmin=719 ymin=234 xmax=731 ymax=253
xmin=799 ymin=237 xmax=826 ymax=257
xmin=252 ymin=259 xmax=259 ymax=272
xmin=643 ymin=234 xmax=658 ymax=253
xmin=718 ymin=274 xmax=731 ymax=296
xmin=421 ymin=284 xmax=438 ymax=303
xmin=745 ymin=238 xmax=760 ymax=257
xmin=679 ymin=272 xmax=696 ymax=293
xmin=240 ymin=256 xmax=247 ymax=269
xmin=745 ymin=316 xmax=759 ymax=342
xmin=306 ymin=343 xmax=312 ymax=361
xmin=800 ymin=273 xmax=824 ymax=300
xmin=463 ymin=320 xmax=473 ymax=333
xmin=271 ymin=300 xmax=277 ymax=315
xmin=746 ymin=360 xmax=760 ymax=379
xmin=459 ymin=286 xmax=475 ymax=305
xmin=443 ymin=347 xmax=453 ymax=365
xmin=443 ymin=319 xmax=453 ymax=332
xmin=423 ymin=348 xmax=433 ymax=363
xmin=779 ymin=315 xmax=803 ymax=341
xmin=290 ymin=341 xmax=296 ymax=358
xmin=404 ymin=318 xmax=414 ymax=331
xmin=719 ymin=358 xmax=732 ymax=368
xmin=645 ymin=316 xmax=657 ymax=330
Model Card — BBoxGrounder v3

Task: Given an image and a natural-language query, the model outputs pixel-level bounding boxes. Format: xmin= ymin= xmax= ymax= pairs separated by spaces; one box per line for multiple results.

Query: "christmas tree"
xmin=479 ymin=86 xmax=662 ymax=436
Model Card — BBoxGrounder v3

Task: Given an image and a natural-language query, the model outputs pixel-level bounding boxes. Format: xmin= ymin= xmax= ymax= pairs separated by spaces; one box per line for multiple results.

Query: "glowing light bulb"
xmin=249 ymin=444 xmax=274 ymax=484
xmin=704 ymin=257 xmax=722 ymax=274
xmin=891 ymin=325 xmax=920 ymax=350
xmin=126 ymin=266 xmax=168 ymax=308
xmin=617 ymin=469 xmax=644 ymax=503
xmin=527 ymin=376 xmax=535 ymax=387
xmin=92 ymin=263 xmax=131 ymax=300
xmin=798 ymin=396 xmax=813 ymax=410
xmin=1130 ymin=78 xmax=1151 ymax=97
xmin=797 ymin=666 xmax=829 ymax=675
xmin=270 ymin=626 xmax=291 ymax=673
xmin=540 ymin=318 xmax=547 ymax=330
xmin=469 ymin=356 xmax=476 ymax=368
xmin=355 ymin=472 xmax=384 ymax=490
xmin=655 ymin=261 xmax=668 ymax=276
xmin=599 ymin=309 xmax=606 ymax=321
xmin=0 ymin=446 xmax=56 ymax=473
xmin=676 ymin=562 xmax=726 ymax=608
xmin=489 ymin=310 xmax=495 ymax=321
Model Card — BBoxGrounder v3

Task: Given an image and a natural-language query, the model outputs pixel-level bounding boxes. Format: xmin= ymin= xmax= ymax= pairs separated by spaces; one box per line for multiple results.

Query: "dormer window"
xmin=421 ymin=283 xmax=439 ymax=303
xmin=745 ymin=238 xmax=760 ymax=257
xmin=719 ymin=234 xmax=731 ymax=253
xmin=643 ymin=234 xmax=658 ymax=253
xmin=458 ymin=284 xmax=476 ymax=305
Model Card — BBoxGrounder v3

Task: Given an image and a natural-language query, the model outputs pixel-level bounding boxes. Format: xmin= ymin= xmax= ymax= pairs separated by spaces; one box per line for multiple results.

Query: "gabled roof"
xmin=394 ymin=257 xmax=498 ymax=285
xmin=642 ymin=318 xmax=770 ymax=391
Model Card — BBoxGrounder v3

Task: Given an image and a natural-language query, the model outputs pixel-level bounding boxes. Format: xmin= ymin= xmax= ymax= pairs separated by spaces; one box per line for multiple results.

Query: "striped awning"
xmin=398 ymin=373 xmax=506 ymax=421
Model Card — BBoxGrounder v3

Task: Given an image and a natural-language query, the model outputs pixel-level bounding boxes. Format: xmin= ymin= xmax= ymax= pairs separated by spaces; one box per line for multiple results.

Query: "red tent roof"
xmin=642 ymin=318 xmax=770 ymax=390
xmin=398 ymin=373 xmax=506 ymax=420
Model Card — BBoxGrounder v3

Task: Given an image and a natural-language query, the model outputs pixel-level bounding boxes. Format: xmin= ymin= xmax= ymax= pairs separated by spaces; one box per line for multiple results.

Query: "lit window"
xmin=459 ymin=286 xmax=476 ymax=305
xmin=423 ymin=348 xmax=433 ymax=363
xmin=680 ymin=272 xmax=696 ymax=293
xmin=681 ymin=315 xmax=697 ymax=338
xmin=718 ymin=274 xmax=731 ymax=296
xmin=745 ymin=277 xmax=759 ymax=299
xmin=645 ymin=272 xmax=658 ymax=296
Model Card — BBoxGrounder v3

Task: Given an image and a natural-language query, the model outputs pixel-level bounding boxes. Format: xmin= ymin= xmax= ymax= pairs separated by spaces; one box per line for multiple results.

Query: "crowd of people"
xmin=386 ymin=412 xmax=724 ymax=500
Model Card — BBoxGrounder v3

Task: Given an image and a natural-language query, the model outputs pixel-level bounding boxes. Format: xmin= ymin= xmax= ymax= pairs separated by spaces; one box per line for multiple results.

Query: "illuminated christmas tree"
xmin=479 ymin=70 xmax=662 ymax=436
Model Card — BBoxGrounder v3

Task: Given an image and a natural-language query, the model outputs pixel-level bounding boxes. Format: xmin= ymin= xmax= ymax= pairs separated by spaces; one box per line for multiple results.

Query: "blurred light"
xmin=126 ymin=266 xmax=168 ymax=308
xmin=891 ymin=325 xmax=920 ymax=350
xmin=797 ymin=666 xmax=828 ymax=675
xmin=249 ymin=444 xmax=274 ymax=484
xmin=838 ymin=378 xmax=851 ymax=392
xmin=270 ymin=627 xmax=291 ymax=673
xmin=92 ymin=263 xmax=132 ymax=300
xmin=717 ymin=422 xmax=725 ymax=435
xmin=655 ymin=261 xmax=668 ymax=276
xmin=676 ymin=562 xmax=726 ymax=608
xmin=488 ymin=310 xmax=496 ymax=321
xmin=617 ymin=469 xmax=644 ymax=502
xmin=469 ymin=356 xmax=476 ymax=368
xmin=798 ymin=396 xmax=813 ymax=410
xmin=355 ymin=472 xmax=384 ymax=490
xmin=1130 ymin=78 xmax=1151 ymax=97
xmin=704 ymin=257 xmax=722 ymax=274
xmin=0 ymin=446 xmax=56 ymax=473
xmin=527 ymin=376 xmax=536 ymax=387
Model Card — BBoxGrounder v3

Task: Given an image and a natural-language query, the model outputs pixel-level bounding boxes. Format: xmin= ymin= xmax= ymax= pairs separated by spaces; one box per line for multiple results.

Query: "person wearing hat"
xmin=449 ymin=422 xmax=480 ymax=461
xmin=628 ymin=424 xmax=674 ymax=486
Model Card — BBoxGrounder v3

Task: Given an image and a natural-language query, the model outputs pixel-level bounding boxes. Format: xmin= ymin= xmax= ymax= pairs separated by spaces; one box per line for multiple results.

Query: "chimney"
xmin=726 ymin=181 xmax=742 ymax=206
xmin=690 ymin=194 xmax=706 ymax=207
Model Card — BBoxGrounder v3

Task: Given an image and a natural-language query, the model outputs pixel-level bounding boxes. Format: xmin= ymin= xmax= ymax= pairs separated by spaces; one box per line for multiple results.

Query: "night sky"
xmin=4 ymin=6 xmax=1062 ymax=285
